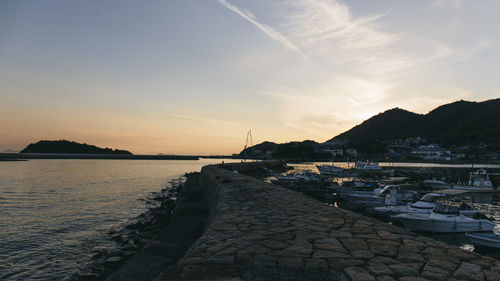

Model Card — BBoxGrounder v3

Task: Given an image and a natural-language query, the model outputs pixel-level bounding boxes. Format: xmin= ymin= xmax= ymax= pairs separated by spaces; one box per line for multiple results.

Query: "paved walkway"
xmin=158 ymin=164 xmax=500 ymax=281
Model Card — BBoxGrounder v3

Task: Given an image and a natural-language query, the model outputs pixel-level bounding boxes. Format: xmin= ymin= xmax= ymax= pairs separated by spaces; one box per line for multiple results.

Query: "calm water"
xmin=0 ymin=159 xmax=234 ymax=281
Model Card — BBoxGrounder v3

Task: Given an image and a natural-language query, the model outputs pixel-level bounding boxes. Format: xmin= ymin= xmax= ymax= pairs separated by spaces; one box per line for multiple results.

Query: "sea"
xmin=0 ymin=158 xmax=237 ymax=281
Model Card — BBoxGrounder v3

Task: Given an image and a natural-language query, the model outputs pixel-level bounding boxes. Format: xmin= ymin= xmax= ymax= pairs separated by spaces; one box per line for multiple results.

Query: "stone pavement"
xmin=158 ymin=164 xmax=500 ymax=281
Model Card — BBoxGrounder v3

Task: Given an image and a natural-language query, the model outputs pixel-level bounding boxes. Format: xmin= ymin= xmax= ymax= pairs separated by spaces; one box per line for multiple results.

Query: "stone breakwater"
xmin=158 ymin=162 xmax=500 ymax=281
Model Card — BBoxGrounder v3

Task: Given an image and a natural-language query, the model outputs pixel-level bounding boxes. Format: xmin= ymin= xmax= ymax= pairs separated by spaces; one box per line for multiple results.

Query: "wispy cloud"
xmin=284 ymin=0 xmax=395 ymax=52
xmin=217 ymin=0 xmax=306 ymax=58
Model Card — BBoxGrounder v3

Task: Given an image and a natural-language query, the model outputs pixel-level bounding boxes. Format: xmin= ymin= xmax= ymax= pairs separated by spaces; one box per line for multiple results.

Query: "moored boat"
xmin=452 ymin=169 xmax=495 ymax=191
xmin=339 ymin=185 xmax=416 ymax=209
xmin=465 ymin=232 xmax=500 ymax=248
xmin=371 ymin=193 xmax=478 ymax=217
xmin=424 ymin=178 xmax=451 ymax=189
xmin=392 ymin=203 xmax=496 ymax=233
xmin=316 ymin=164 xmax=345 ymax=176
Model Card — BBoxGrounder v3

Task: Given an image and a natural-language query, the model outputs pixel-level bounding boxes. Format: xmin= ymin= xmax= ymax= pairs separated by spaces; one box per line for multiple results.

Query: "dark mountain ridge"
xmin=20 ymin=140 xmax=133 ymax=155
xmin=243 ymin=99 xmax=500 ymax=159
xmin=328 ymin=99 xmax=500 ymax=151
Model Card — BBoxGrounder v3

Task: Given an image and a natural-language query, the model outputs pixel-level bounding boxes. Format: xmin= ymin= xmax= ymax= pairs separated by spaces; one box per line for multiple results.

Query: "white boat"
xmin=273 ymin=171 xmax=319 ymax=183
xmin=316 ymin=164 xmax=345 ymax=176
xmin=339 ymin=185 xmax=416 ymax=208
xmin=392 ymin=203 xmax=496 ymax=233
xmin=341 ymin=179 xmax=379 ymax=189
xmin=372 ymin=193 xmax=477 ymax=217
xmin=452 ymin=169 xmax=494 ymax=191
xmin=424 ymin=178 xmax=451 ymax=189
xmin=465 ymin=232 xmax=500 ymax=248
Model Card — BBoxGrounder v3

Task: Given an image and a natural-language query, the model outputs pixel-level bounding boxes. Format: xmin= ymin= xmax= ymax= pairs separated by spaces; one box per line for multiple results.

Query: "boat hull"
xmin=393 ymin=214 xmax=495 ymax=233
xmin=466 ymin=233 xmax=500 ymax=248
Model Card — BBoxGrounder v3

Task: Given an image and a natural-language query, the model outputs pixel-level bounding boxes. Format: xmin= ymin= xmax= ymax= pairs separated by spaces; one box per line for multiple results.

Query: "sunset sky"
xmin=1 ymin=0 xmax=499 ymax=155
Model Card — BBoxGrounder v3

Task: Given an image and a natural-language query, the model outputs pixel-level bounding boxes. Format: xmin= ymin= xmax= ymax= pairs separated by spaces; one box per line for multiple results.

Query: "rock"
xmin=367 ymin=263 xmax=392 ymax=276
xmin=469 ymin=258 xmax=495 ymax=268
xmin=344 ymin=267 xmax=376 ymax=281
xmin=403 ymin=239 xmax=427 ymax=249
xmin=377 ymin=230 xmax=398 ymax=240
xmin=421 ymin=247 xmax=446 ymax=257
xmin=447 ymin=249 xmax=479 ymax=261
xmin=330 ymin=230 xmax=353 ymax=238
xmin=388 ymin=263 xmax=422 ymax=277
xmin=453 ymin=262 xmax=484 ymax=281
xmin=367 ymin=256 xmax=400 ymax=265
xmin=235 ymin=251 xmax=252 ymax=265
xmin=181 ymin=257 xmax=204 ymax=265
xmin=399 ymin=278 xmax=431 ymax=281
xmin=217 ymin=247 xmax=238 ymax=255
xmin=205 ymin=255 xmax=234 ymax=265
xmin=351 ymin=250 xmax=376 ymax=260
xmin=352 ymin=225 xmax=375 ymax=235
xmin=328 ymin=258 xmax=365 ymax=269
xmin=253 ymin=254 xmax=277 ymax=267
xmin=260 ymin=239 xmax=289 ymax=250
xmin=483 ymin=270 xmax=500 ymax=281
xmin=314 ymin=237 xmax=341 ymax=244
xmin=275 ymin=245 xmax=313 ymax=256
xmin=341 ymin=238 xmax=369 ymax=250
xmin=105 ymin=256 xmax=122 ymax=264
xmin=398 ymin=246 xmax=421 ymax=254
xmin=396 ymin=252 xmax=426 ymax=263
xmin=278 ymin=257 xmax=304 ymax=268
xmin=369 ymin=241 xmax=398 ymax=257
xmin=420 ymin=264 xmax=450 ymax=280
xmin=376 ymin=276 xmax=395 ymax=281
xmin=314 ymin=243 xmax=348 ymax=252
xmin=304 ymin=258 xmax=329 ymax=269
xmin=77 ymin=272 xmax=101 ymax=281
xmin=425 ymin=259 xmax=457 ymax=272
xmin=313 ymin=249 xmax=351 ymax=259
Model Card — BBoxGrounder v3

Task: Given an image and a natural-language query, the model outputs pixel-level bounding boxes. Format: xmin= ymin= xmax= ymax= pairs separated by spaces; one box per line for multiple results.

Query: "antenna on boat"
xmin=243 ymin=130 xmax=253 ymax=162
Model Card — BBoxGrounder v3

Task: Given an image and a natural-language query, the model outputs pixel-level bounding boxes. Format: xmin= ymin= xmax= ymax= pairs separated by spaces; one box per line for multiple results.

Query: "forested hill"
xmin=20 ymin=140 xmax=133 ymax=155
xmin=327 ymin=99 xmax=500 ymax=150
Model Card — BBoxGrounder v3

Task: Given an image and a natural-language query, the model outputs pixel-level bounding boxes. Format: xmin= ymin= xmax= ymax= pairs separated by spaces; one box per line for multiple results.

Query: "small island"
xmin=0 ymin=140 xmax=198 ymax=160
xmin=20 ymin=140 xmax=133 ymax=155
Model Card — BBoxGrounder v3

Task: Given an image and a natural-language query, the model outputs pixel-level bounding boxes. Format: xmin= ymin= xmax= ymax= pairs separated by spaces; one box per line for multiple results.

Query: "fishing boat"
xmin=371 ymin=193 xmax=477 ymax=217
xmin=316 ymin=164 xmax=345 ymax=176
xmin=465 ymin=232 xmax=500 ymax=248
xmin=452 ymin=169 xmax=495 ymax=191
xmin=392 ymin=203 xmax=496 ymax=233
xmin=273 ymin=171 xmax=319 ymax=184
xmin=338 ymin=185 xmax=416 ymax=209
xmin=424 ymin=178 xmax=450 ymax=189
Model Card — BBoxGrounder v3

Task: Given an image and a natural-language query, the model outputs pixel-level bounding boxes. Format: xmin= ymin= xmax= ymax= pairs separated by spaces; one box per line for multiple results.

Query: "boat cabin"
xmin=433 ymin=203 xmax=460 ymax=215
xmin=468 ymin=169 xmax=493 ymax=187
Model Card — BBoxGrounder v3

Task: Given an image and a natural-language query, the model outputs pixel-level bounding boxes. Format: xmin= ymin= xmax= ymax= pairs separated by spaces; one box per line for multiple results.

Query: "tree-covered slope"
xmin=20 ymin=140 xmax=133 ymax=155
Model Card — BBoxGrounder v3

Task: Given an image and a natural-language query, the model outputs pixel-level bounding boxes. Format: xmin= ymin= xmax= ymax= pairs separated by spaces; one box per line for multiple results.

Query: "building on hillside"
xmin=345 ymin=148 xmax=358 ymax=157
xmin=325 ymin=149 xmax=343 ymax=157
xmin=411 ymin=144 xmax=451 ymax=161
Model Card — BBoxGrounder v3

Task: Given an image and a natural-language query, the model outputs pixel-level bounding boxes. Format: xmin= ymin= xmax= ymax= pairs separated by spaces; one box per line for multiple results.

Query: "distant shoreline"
xmin=0 ymin=153 xmax=199 ymax=160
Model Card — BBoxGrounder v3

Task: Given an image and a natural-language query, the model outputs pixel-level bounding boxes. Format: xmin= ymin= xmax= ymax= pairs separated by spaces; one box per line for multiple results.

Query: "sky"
xmin=1 ymin=0 xmax=499 ymax=155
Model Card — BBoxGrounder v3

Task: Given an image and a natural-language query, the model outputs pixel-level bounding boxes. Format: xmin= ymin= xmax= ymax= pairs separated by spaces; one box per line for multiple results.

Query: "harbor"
xmin=113 ymin=160 xmax=500 ymax=281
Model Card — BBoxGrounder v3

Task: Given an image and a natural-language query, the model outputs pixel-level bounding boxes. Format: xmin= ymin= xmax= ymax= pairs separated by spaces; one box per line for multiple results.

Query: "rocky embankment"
xmin=72 ymin=177 xmax=185 ymax=281
xmin=157 ymin=162 xmax=500 ymax=281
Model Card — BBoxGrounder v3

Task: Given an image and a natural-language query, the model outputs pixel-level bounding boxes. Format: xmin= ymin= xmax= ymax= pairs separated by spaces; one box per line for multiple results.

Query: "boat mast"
xmin=243 ymin=130 xmax=253 ymax=162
